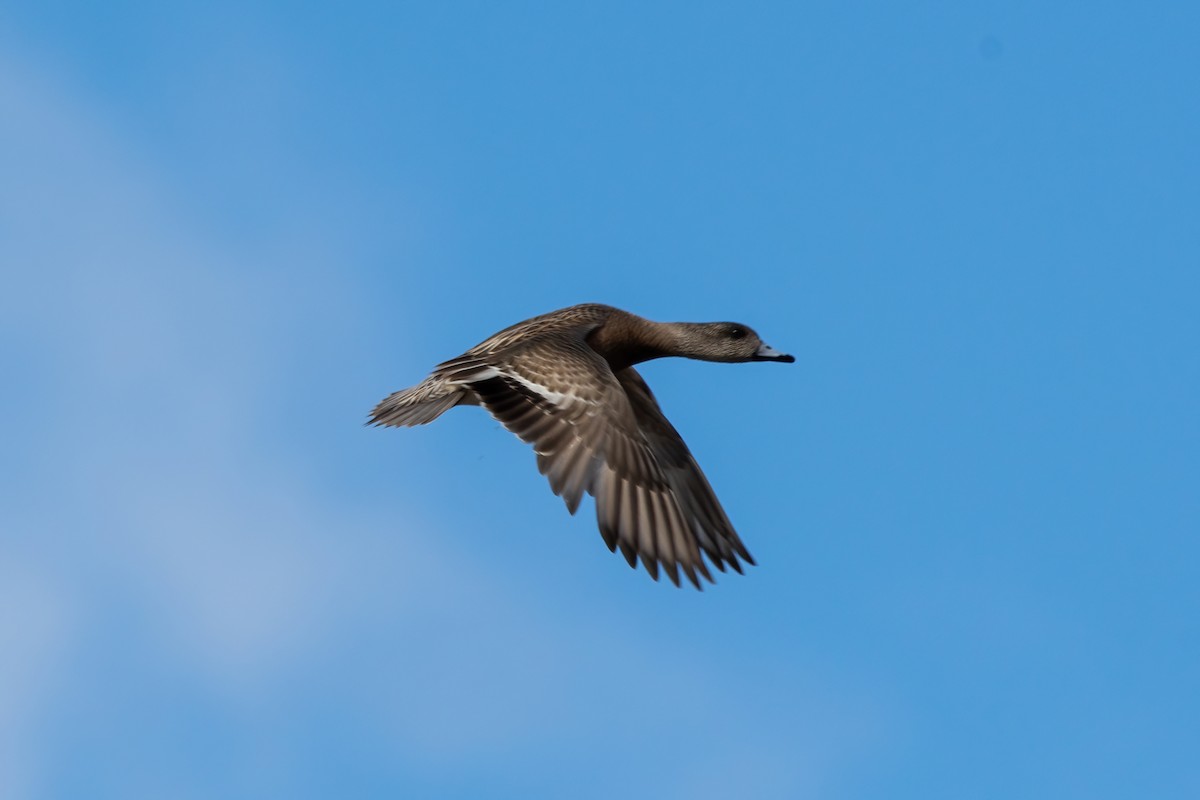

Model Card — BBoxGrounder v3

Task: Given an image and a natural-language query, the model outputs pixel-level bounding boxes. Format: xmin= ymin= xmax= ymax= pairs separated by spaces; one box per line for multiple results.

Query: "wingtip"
xmin=618 ymin=540 xmax=638 ymax=568
xmin=599 ymin=523 xmax=619 ymax=552
xmin=643 ymin=557 xmax=661 ymax=582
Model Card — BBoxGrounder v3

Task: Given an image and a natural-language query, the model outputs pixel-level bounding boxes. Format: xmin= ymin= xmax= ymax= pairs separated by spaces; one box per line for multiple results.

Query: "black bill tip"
xmin=752 ymin=343 xmax=795 ymax=363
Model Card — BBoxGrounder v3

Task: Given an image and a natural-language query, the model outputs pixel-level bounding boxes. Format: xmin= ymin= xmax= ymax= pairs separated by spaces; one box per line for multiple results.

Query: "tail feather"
xmin=369 ymin=378 xmax=468 ymax=427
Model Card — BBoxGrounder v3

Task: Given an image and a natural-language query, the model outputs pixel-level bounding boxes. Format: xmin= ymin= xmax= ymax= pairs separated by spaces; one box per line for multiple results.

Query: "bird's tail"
xmin=368 ymin=377 xmax=471 ymax=427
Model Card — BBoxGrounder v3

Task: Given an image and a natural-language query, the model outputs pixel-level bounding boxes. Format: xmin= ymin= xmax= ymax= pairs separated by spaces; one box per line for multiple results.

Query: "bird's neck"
xmin=587 ymin=314 xmax=691 ymax=371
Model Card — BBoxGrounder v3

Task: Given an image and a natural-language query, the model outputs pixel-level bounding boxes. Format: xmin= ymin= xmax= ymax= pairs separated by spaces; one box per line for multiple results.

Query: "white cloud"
xmin=0 ymin=38 xmax=413 ymax=765
xmin=0 ymin=557 xmax=73 ymax=800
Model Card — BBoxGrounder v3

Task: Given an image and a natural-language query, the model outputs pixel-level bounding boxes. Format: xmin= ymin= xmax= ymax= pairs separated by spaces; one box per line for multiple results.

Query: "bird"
xmin=368 ymin=303 xmax=794 ymax=589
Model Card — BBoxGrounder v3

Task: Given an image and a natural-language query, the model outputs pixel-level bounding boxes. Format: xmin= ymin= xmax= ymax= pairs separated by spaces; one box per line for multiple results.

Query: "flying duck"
xmin=369 ymin=303 xmax=794 ymax=589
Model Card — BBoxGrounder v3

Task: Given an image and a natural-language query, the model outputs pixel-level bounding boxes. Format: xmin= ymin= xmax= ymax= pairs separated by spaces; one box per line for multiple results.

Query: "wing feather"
xmin=461 ymin=332 xmax=752 ymax=588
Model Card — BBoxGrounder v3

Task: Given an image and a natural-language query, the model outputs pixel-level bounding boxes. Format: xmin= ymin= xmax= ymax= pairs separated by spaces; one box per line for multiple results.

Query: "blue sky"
xmin=2 ymin=2 xmax=1197 ymax=798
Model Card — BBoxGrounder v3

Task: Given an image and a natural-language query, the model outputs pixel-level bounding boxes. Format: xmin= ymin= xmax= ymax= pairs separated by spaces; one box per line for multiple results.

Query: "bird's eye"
xmin=729 ymin=327 xmax=747 ymax=340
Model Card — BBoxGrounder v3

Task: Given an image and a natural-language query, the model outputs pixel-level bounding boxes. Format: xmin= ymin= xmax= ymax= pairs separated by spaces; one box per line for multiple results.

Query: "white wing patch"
xmin=501 ymin=371 xmax=582 ymax=409
xmin=443 ymin=364 xmax=500 ymax=384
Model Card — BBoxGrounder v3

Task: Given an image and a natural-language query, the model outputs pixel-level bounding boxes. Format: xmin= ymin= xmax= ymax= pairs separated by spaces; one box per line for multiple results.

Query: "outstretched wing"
xmin=460 ymin=335 xmax=752 ymax=588
xmin=614 ymin=367 xmax=755 ymax=579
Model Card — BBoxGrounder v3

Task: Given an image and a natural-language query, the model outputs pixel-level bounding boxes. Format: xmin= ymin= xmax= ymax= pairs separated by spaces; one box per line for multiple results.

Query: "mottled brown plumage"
xmin=369 ymin=303 xmax=794 ymax=589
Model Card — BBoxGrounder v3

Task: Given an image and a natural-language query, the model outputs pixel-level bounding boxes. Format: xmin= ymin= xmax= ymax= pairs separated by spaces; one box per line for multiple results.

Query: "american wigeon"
xmin=369 ymin=303 xmax=794 ymax=589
